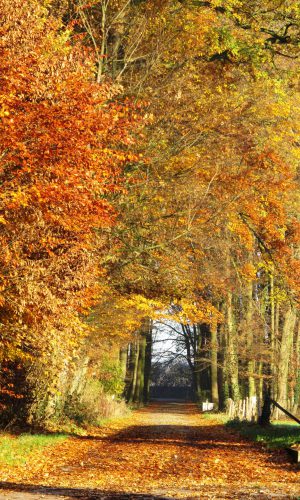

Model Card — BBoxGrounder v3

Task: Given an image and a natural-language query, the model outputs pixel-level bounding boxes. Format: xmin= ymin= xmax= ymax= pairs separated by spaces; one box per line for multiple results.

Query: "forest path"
xmin=0 ymin=401 xmax=299 ymax=499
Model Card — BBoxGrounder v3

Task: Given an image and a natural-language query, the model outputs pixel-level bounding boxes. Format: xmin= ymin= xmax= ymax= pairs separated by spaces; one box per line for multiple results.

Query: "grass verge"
xmin=226 ymin=419 xmax=300 ymax=448
xmin=0 ymin=433 xmax=67 ymax=466
xmin=201 ymin=411 xmax=229 ymax=423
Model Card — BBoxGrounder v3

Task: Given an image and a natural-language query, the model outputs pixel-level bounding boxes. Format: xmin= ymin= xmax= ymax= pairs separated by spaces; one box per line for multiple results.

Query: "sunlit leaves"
xmin=0 ymin=0 xmax=139 ymax=414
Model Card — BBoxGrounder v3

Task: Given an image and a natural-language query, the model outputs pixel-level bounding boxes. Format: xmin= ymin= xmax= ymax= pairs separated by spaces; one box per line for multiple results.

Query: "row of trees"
xmin=0 ymin=0 xmax=299 ymax=426
xmin=0 ymin=0 xmax=142 ymax=425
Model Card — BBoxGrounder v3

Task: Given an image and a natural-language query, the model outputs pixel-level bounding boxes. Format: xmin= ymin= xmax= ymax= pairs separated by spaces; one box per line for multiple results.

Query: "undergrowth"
xmin=226 ymin=419 xmax=300 ymax=448
xmin=0 ymin=433 xmax=67 ymax=465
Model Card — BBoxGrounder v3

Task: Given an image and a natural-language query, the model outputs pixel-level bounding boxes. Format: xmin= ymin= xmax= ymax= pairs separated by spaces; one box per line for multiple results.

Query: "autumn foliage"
xmin=0 ymin=0 xmax=137 ymax=422
xmin=0 ymin=0 xmax=299 ymax=426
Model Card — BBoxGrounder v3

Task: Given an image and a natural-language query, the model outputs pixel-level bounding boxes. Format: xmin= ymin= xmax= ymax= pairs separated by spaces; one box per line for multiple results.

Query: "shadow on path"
xmin=66 ymin=422 xmax=293 ymax=467
xmin=0 ymin=482 xmax=170 ymax=500
xmin=0 ymin=403 xmax=298 ymax=500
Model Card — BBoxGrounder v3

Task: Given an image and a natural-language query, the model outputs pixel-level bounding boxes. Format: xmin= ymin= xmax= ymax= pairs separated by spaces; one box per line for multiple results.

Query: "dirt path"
xmin=0 ymin=402 xmax=299 ymax=499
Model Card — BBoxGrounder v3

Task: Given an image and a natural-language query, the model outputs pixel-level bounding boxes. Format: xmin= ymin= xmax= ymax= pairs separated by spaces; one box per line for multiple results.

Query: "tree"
xmin=0 ymin=0 xmax=138 ymax=424
xmin=1 ymin=0 xmax=299 ymax=426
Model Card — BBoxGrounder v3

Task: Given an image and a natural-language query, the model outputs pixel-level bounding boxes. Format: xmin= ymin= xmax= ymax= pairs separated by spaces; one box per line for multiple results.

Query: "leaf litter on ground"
xmin=0 ymin=402 xmax=299 ymax=499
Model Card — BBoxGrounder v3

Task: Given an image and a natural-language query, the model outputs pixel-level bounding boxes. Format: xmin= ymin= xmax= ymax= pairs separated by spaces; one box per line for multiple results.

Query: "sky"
xmin=152 ymin=320 xmax=186 ymax=364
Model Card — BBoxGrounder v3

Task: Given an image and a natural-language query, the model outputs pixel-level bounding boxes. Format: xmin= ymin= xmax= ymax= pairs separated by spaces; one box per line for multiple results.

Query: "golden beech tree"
xmin=0 ymin=0 xmax=139 ymax=421
xmin=103 ymin=0 xmax=299 ymax=297
xmin=96 ymin=0 xmax=300 ymax=407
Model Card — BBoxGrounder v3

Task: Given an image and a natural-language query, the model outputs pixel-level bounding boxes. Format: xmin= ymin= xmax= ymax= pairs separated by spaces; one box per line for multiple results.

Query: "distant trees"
xmin=151 ymin=360 xmax=192 ymax=389
xmin=146 ymin=297 xmax=300 ymax=415
xmin=111 ymin=0 xmax=300 ymax=413
xmin=150 ymin=359 xmax=192 ymax=400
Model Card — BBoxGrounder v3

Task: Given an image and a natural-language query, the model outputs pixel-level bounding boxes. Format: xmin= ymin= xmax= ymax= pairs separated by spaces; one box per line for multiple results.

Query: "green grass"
xmin=226 ymin=419 xmax=300 ymax=449
xmin=0 ymin=433 xmax=67 ymax=466
xmin=201 ymin=411 xmax=230 ymax=423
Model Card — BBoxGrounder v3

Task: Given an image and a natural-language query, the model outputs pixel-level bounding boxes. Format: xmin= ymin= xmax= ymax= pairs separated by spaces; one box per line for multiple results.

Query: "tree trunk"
xmin=258 ymin=361 xmax=263 ymax=401
xmin=143 ymin=319 xmax=152 ymax=403
xmin=277 ymin=304 xmax=297 ymax=412
xmin=218 ymin=302 xmax=227 ymax=410
xmin=133 ymin=333 xmax=146 ymax=404
xmin=69 ymin=355 xmax=89 ymax=397
xmin=192 ymin=369 xmax=202 ymax=402
xmin=259 ymin=385 xmax=271 ymax=426
xmin=194 ymin=325 xmax=203 ymax=403
xmin=182 ymin=324 xmax=199 ymax=401
xmin=210 ymin=321 xmax=219 ymax=409
xmin=110 ymin=5 xmax=127 ymax=79
xmin=270 ymin=271 xmax=275 ymax=399
xmin=119 ymin=346 xmax=128 ymax=382
xmin=227 ymin=292 xmax=240 ymax=401
xmin=293 ymin=320 xmax=300 ymax=415
xmin=127 ymin=341 xmax=139 ymax=403
xmin=246 ymin=281 xmax=256 ymax=398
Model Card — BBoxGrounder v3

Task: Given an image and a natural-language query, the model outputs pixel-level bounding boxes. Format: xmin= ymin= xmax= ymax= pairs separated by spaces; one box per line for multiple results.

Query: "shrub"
xmin=64 ymin=379 xmax=128 ymax=426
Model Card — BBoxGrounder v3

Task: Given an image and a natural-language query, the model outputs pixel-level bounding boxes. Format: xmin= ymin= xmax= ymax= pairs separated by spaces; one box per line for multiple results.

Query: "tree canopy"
xmin=0 ymin=0 xmax=299 ymax=426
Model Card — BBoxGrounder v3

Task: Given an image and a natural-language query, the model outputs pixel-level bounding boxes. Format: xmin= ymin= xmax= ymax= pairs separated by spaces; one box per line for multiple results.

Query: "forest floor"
xmin=0 ymin=401 xmax=299 ymax=500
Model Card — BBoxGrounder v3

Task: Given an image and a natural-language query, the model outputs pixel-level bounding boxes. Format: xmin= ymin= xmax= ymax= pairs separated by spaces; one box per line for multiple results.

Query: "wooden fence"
xmin=226 ymin=396 xmax=261 ymax=421
xmin=227 ymin=396 xmax=300 ymax=423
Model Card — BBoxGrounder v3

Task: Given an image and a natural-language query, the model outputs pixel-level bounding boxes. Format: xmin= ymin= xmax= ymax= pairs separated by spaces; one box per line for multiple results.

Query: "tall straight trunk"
xmin=133 ymin=334 xmax=146 ymax=403
xmin=269 ymin=271 xmax=276 ymax=398
xmin=218 ymin=302 xmax=228 ymax=410
xmin=259 ymin=385 xmax=271 ymax=426
xmin=258 ymin=361 xmax=263 ymax=401
xmin=110 ymin=5 xmax=127 ymax=78
xmin=210 ymin=322 xmax=219 ymax=409
xmin=194 ymin=325 xmax=203 ymax=403
xmin=192 ymin=369 xmax=202 ymax=402
xmin=277 ymin=305 xmax=297 ymax=410
xmin=293 ymin=320 xmax=300 ymax=414
xmin=245 ymin=281 xmax=256 ymax=398
xmin=274 ymin=301 xmax=280 ymax=400
xmin=127 ymin=341 xmax=139 ymax=403
xmin=97 ymin=1 xmax=108 ymax=82
xmin=272 ymin=302 xmax=280 ymax=419
xmin=69 ymin=356 xmax=89 ymax=397
xmin=227 ymin=292 xmax=240 ymax=401
xmin=124 ymin=343 xmax=133 ymax=400
xmin=119 ymin=346 xmax=128 ymax=382
xmin=143 ymin=319 xmax=152 ymax=403
xmin=182 ymin=324 xmax=199 ymax=401
xmin=119 ymin=345 xmax=128 ymax=398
